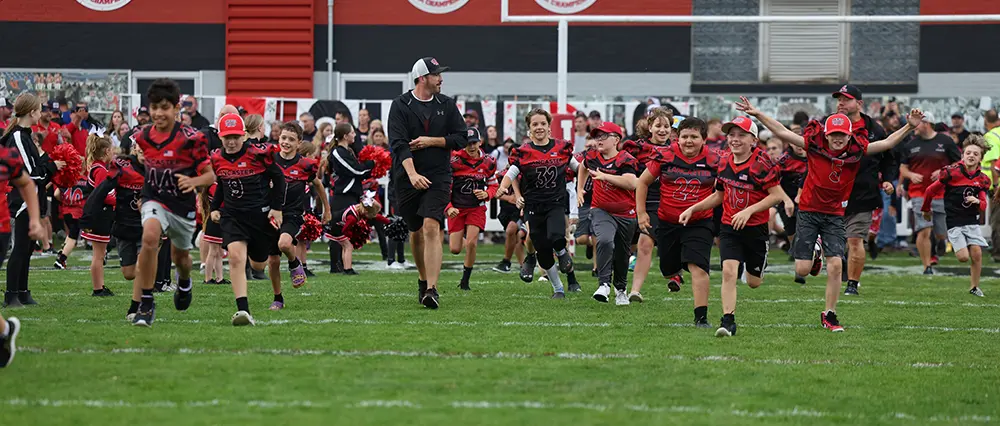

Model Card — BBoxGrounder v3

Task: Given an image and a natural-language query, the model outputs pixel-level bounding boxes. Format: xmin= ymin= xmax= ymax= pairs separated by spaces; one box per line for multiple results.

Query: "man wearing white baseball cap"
xmin=389 ymin=57 xmax=469 ymax=309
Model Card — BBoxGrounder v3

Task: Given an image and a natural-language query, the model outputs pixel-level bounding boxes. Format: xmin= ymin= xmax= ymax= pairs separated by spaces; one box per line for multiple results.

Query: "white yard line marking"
xmin=0 ymin=398 xmax=991 ymax=422
xmin=17 ymin=346 xmax=990 ymax=369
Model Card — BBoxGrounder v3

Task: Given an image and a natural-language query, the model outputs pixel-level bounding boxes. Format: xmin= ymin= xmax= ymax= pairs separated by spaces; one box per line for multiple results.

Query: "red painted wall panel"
xmin=0 ymin=0 xmax=224 ymax=23
xmin=226 ymin=0 xmax=314 ymax=97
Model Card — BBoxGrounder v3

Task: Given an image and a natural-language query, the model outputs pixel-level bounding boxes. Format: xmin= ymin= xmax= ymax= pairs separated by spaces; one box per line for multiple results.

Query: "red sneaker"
xmin=809 ymin=253 xmax=823 ymax=277
xmin=821 ymin=311 xmax=844 ymax=332
xmin=930 ymin=256 xmax=939 ymax=266
xmin=667 ymin=275 xmax=683 ymax=292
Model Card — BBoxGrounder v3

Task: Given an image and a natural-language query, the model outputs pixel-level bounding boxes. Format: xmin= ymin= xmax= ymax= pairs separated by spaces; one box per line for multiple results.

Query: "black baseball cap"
xmin=951 ymin=113 xmax=964 ymax=120
xmin=136 ymin=106 xmax=150 ymax=116
xmin=467 ymin=127 xmax=482 ymax=143
xmin=588 ymin=110 xmax=602 ymax=119
xmin=832 ymin=84 xmax=863 ymax=101
xmin=410 ymin=57 xmax=450 ymax=80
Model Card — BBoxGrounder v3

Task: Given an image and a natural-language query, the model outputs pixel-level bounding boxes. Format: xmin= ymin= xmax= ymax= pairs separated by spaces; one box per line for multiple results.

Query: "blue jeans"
xmin=876 ymin=181 xmax=898 ymax=248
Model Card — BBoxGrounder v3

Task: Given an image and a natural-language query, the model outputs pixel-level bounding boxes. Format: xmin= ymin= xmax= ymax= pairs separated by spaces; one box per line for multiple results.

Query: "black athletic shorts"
xmin=273 ymin=214 xmax=304 ymax=255
xmin=633 ymin=203 xmax=660 ymax=244
xmin=498 ymin=200 xmax=520 ymax=229
xmin=113 ymin=223 xmax=142 ymax=243
xmin=117 ymin=238 xmax=142 ymax=267
xmin=63 ymin=215 xmax=80 ymax=240
xmin=221 ymin=210 xmax=279 ymax=263
xmin=656 ymin=218 xmax=713 ymax=276
xmin=719 ymin=223 xmax=769 ymax=278
xmin=396 ymin=179 xmax=449 ymax=232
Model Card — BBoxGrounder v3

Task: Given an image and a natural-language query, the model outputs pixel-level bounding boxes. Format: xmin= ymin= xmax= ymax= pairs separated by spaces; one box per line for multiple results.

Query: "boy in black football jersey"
xmin=209 ymin=113 xmax=286 ymax=326
xmin=497 ymin=109 xmax=580 ymax=298
xmin=267 ymin=121 xmax=331 ymax=310
xmin=130 ymin=79 xmax=216 ymax=327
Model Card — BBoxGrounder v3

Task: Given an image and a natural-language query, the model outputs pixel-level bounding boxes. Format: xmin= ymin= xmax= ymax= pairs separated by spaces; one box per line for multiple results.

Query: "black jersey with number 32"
xmin=509 ymin=139 xmax=575 ymax=209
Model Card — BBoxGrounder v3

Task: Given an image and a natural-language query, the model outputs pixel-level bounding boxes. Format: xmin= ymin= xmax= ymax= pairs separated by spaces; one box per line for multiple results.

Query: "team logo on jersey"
xmin=535 ymin=0 xmax=597 ymax=14
xmin=408 ymin=0 xmax=469 ymax=14
xmin=77 ymin=0 xmax=131 ymax=11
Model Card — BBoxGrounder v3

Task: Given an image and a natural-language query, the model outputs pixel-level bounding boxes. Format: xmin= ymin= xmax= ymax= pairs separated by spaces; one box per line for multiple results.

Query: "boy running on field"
xmin=921 ymin=134 xmax=992 ymax=297
xmin=446 ymin=127 xmax=498 ymax=290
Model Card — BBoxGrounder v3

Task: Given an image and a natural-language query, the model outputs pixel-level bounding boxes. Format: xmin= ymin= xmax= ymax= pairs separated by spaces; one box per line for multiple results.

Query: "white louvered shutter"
xmin=762 ymin=0 xmax=848 ymax=82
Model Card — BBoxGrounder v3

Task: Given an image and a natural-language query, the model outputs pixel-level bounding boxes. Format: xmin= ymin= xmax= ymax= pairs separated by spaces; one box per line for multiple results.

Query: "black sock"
xmin=848 ymin=279 xmax=859 ymax=287
xmin=128 ymin=300 xmax=140 ymax=315
xmin=418 ymin=279 xmax=428 ymax=294
xmin=461 ymin=266 xmax=473 ymax=283
xmin=236 ymin=296 xmax=249 ymax=313
xmin=57 ymin=252 xmax=67 ymax=262
xmin=694 ymin=306 xmax=708 ymax=320
xmin=273 ymin=293 xmax=283 ymax=303
xmin=140 ymin=289 xmax=154 ymax=308
xmin=502 ymin=258 xmax=511 ymax=265
xmin=178 ymin=278 xmax=192 ymax=292
xmin=288 ymin=258 xmax=301 ymax=270
xmin=567 ymin=270 xmax=578 ymax=285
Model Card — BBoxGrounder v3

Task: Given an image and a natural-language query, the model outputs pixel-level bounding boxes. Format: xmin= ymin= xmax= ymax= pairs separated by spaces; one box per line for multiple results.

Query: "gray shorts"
xmin=141 ymin=201 xmax=196 ymax=251
xmin=792 ymin=210 xmax=846 ymax=259
xmin=911 ymin=197 xmax=947 ymax=236
xmin=117 ymin=238 xmax=142 ymax=267
xmin=844 ymin=211 xmax=874 ymax=239
xmin=947 ymin=224 xmax=988 ymax=252
xmin=574 ymin=206 xmax=592 ymax=239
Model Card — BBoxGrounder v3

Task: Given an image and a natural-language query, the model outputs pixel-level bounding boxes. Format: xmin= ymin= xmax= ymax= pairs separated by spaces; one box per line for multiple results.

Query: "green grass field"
xmin=1 ymin=243 xmax=998 ymax=425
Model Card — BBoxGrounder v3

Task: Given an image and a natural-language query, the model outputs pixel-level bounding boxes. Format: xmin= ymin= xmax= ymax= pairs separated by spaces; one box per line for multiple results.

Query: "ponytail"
xmin=84 ymin=134 xmax=113 ymax=171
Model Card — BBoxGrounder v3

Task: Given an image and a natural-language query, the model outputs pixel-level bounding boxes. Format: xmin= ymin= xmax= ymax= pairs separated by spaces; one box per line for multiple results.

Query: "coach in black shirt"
xmin=388 ymin=57 xmax=469 ymax=309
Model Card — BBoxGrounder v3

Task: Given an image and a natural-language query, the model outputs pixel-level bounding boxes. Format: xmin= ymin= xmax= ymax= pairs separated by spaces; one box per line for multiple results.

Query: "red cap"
xmin=721 ymin=116 xmax=759 ymax=138
xmin=824 ymin=114 xmax=853 ymax=135
xmin=589 ymin=121 xmax=622 ymax=139
xmin=218 ymin=113 xmax=244 ymax=137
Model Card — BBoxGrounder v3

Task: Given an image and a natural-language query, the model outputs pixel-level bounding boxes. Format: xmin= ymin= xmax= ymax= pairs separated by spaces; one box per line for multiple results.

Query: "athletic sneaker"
xmin=809 ymin=251 xmax=823 ymax=276
xmin=821 ymin=311 xmax=844 ymax=332
xmin=458 ymin=281 xmax=471 ymax=291
xmin=593 ymin=283 xmax=611 ymax=303
xmin=970 ymin=287 xmax=985 ymax=297
xmin=421 ymin=288 xmax=440 ymax=309
xmin=492 ymin=260 xmax=512 ymax=273
xmin=0 ymin=317 xmax=20 ymax=368
xmin=231 ymin=310 xmax=255 ymax=326
xmin=204 ymin=279 xmax=218 ymax=285
xmin=53 ymin=257 xmax=67 ymax=270
xmin=269 ymin=301 xmax=284 ymax=311
xmin=173 ymin=287 xmax=192 ymax=311
xmin=402 ymin=260 xmax=416 ymax=268
xmin=794 ymin=275 xmax=807 ymax=285
xmin=132 ymin=303 xmax=156 ymax=327
xmin=567 ymin=282 xmax=581 ymax=293
xmin=290 ymin=264 xmax=307 ymax=288
xmin=628 ymin=292 xmax=644 ymax=303
xmin=716 ymin=315 xmax=737 ymax=337
xmin=923 ymin=266 xmax=935 ymax=275
xmin=303 ymin=267 xmax=316 ymax=277
xmin=667 ymin=275 xmax=682 ymax=292
xmin=930 ymin=255 xmax=939 ymax=266
xmin=844 ymin=282 xmax=859 ymax=296
xmin=695 ymin=316 xmax=711 ymax=328
xmin=520 ymin=253 xmax=537 ymax=283
xmin=551 ymin=292 xmax=566 ymax=299
xmin=557 ymin=251 xmax=574 ymax=274
xmin=388 ymin=262 xmax=405 ymax=270
xmin=92 ymin=287 xmax=114 ymax=297
xmin=614 ymin=289 xmax=630 ymax=306
xmin=628 ymin=255 xmax=636 ymax=271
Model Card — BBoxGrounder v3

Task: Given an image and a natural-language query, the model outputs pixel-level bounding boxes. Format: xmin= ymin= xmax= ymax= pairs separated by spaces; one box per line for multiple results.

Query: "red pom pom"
xmin=344 ymin=218 xmax=371 ymax=249
xmin=359 ymin=145 xmax=391 ymax=179
xmin=298 ymin=213 xmax=323 ymax=242
xmin=50 ymin=144 xmax=83 ymax=188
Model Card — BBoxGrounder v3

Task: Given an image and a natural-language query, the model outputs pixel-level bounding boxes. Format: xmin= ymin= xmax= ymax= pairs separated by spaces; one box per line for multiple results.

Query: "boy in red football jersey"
xmin=921 ymin=134 xmax=991 ymax=297
xmin=680 ymin=116 xmax=789 ymax=336
xmin=268 ymin=121 xmax=331 ymax=310
xmin=209 ymin=114 xmax=286 ymax=325
xmin=737 ymin=97 xmax=921 ymax=332
xmin=446 ymin=127 xmax=498 ymax=290
xmin=637 ymin=117 xmax=721 ymax=327
xmin=130 ymin=79 xmax=216 ymax=327
xmin=578 ymin=122 xmax=638 ymax=305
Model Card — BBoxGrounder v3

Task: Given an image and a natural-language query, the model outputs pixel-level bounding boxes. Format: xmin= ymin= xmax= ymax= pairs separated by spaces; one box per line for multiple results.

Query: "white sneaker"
xmin=615 ymin=289 xmax=630 ymax=306
xmin=403 ymin=261 xmax=416 ymax=268
xmin=628 ymin=292 xmax=643 ymax=303
xmin=593 ymin=283 xmax=611 ymax=303
xmin=232 ymin=311 xmax=255 ymax=326
xmin=538 ymin=275 xmax=549 ymax=282
xmin=388 ymin=262 xmax=405 ymax=270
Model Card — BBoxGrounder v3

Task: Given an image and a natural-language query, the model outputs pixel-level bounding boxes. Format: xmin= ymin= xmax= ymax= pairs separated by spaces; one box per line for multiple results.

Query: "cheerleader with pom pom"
xmin=327 ymin=191 xmax=390 ymax=274
xmin=326 ymin=123 xmax=374 ymax=274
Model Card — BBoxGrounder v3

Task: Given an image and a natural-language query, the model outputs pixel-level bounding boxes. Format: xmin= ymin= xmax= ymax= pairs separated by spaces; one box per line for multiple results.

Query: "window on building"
xmin=760 ymin=0 xmax=850 ymax=83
